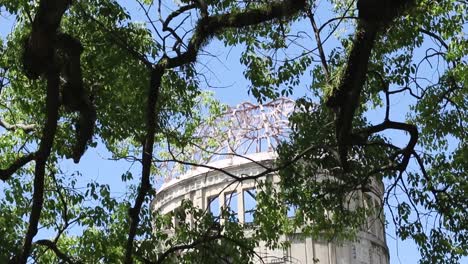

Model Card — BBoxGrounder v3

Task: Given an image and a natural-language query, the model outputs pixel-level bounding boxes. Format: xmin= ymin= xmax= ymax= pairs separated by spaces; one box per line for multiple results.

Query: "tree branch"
xmin=124 ymin=66 xmax=163 ymax=264
xmin=0 ymin=119 xmax=36 ymax=132
xmin=35 ymin=239 xmax=77 ymax=264
xmin=155 ymin=233 xmax=222 ymax=264
xmin=162 ymin=4 xmax=197 ymax=30
xmin=20 ymin=0 xmax=67 ymax=261
xmin=164 ymin=0 xmax=307 ymax=69
xmin=419 ymin=28 xmax=449 ymax=50
xmin=0 ymin=153 xmax=36 ymax=181
xmin=326 ymin=20 xmax=379 ymax=171
xmin=306 ymin=6 xmax=329 ymax=80
xmin=157 ymin=143 xmax=328 ymax=182
xmin=358 ymin=120 xmax=418 ymax=171
xmin=74 ymin=4 xmax=153 ymax=68
xmin=20 ymin=65 xmax=61 ymax=264
xmin=325 ymin=0 xmax=415 ymax=171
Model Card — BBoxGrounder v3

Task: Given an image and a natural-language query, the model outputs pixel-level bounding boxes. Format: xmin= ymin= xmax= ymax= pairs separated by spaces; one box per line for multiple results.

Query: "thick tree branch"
xmin=35 ymin=239 xmax=77 ymax=264
xmin=0 ymin=119 xmax=36 ymax=132
xmin=22 ymin=0 xmax=71 ymax=79
xmin=19 ymin=0 xmax=69 ymax=261
xmin=164 ymin=0 xmax=307 ymax=69
xmin=125 ymin=67 xmax=163 ymax=264
xmin=23 ymin=0 xmax=95 ymax=165
xmin=20 ymin=65 xmax=61 ymax=264
xmin=0 ymin=153 xmax=36 ymax=181
xmin=325 ymin=0 xmax=414 ymax=171
xmin=326 ymin=20 xmax=379 ymax=171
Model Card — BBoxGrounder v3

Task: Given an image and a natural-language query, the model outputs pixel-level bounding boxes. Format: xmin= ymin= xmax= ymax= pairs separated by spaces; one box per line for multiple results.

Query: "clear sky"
xmin=1 ymin=1 xmax=465 ymax=263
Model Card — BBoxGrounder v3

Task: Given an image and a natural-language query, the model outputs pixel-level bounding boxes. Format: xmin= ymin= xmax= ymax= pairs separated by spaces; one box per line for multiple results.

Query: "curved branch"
xmin=35 ymin=239 xmax=77 ymax=264
xmin=162 ymin=4 xmax=197 ymax=30
xmin=0 ymin=153 xmax=36 ymax=181
xmin=317 ymin=16 xmax=358 ymax=33
xmin=164 ymin=0 xmax=307 ymax=69
xmin=388 ymin=86 xmax=423 ymax=99
xmin=359 ymin=120 xmax=418 ymax=171
xmin=419 ymin=28 xmax=449 ymax=50
xmin=0 ymin=119 xmax=36 ymax=132
xmin=155 ymin=234 xmax=222 ymax=264
xmin=156 ymin=143 xmax=327 ymax=182
xmin=156 ymin=231 xmax=257 ymax=264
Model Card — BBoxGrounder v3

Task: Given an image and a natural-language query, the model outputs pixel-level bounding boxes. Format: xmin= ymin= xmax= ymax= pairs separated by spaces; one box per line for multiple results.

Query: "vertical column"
xmin=238 ymin=186 xmax=245 ymax=223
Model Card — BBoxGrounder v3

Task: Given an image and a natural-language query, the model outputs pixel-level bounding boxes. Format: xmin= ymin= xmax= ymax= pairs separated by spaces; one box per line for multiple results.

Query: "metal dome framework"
xmin=160 ymin=98 xmax=295 ymax=182
xmin=220 ymin=97 xmax=294 ymax=154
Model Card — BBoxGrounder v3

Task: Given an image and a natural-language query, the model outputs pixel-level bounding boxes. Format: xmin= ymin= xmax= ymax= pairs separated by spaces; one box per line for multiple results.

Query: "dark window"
xmin=224 ymin=192 xmax=239 ymax=222
xmin=243 ymin=189 xmax=256 ymax=223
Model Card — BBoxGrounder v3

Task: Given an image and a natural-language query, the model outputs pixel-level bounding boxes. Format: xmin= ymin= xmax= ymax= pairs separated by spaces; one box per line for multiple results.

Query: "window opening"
xmin=287 ymin=204 xmax=297 ymax=218
xmin=364 ymin=193 xmax=377 ymax=235
xmin=243 ymin=189 xmax=256 ymax=224
xmin=224 ymin=192 xmax=239 ymax=222
xmin=207 ymin=195 xmax=220 ymax=222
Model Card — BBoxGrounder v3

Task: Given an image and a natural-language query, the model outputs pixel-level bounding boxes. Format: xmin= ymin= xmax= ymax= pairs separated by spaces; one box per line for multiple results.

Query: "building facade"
xmin=152 ymin=99 xmax=389 ymax=264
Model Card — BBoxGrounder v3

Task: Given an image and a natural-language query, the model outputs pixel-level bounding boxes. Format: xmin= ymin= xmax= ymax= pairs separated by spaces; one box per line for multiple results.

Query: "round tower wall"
xmin=152 ymin=152 xmax=389 ymax=264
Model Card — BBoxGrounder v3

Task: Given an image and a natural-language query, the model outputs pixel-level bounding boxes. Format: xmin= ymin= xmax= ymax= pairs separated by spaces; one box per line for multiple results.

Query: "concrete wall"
xmin=152 ymin=152 xmax=389 ymax=264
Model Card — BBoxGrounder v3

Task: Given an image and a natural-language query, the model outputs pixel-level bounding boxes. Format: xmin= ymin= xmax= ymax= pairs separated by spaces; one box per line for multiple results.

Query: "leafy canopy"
xmin=0 ymin=0 xmax=466 ymax=263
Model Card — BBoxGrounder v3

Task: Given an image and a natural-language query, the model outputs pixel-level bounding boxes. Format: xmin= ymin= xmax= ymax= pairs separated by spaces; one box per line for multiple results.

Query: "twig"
xmin=306 ymin=7 xmax=329 ymax=79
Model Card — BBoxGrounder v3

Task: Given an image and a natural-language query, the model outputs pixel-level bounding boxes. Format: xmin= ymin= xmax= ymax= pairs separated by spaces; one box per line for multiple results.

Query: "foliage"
xmin=0 ymin=0 xmax=466 ymax=263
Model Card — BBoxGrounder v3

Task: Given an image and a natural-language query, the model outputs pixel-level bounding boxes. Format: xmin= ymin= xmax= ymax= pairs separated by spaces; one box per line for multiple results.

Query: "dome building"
xmin=152 ymin=98 xmax=389 ymax=264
